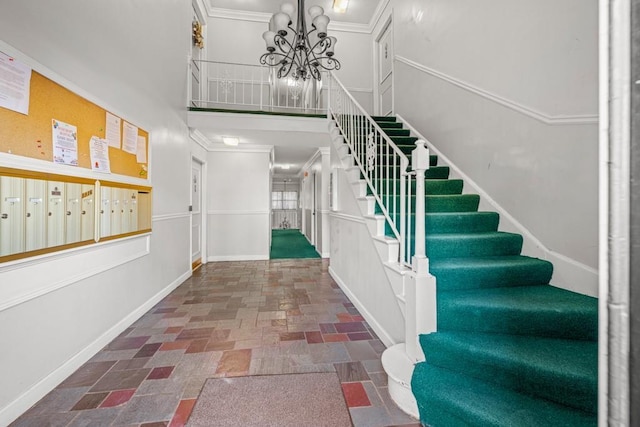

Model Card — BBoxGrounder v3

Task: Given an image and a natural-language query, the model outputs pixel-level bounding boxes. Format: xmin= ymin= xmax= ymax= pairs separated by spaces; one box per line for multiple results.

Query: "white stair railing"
xmin=327 ymin=72 xmax=415 ymax=266
xmin=327 ymin=72 xmax=437 ymax=363
xmin=189 ymin=60 xmax=327 ymax=114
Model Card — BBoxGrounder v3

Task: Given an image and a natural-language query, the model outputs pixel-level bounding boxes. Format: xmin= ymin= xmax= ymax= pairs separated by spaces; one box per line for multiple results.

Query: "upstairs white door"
xmin=376 ymin=20 xmax=394 ymax=116
xmin=191 ymin=158 xmax=203 ymax=269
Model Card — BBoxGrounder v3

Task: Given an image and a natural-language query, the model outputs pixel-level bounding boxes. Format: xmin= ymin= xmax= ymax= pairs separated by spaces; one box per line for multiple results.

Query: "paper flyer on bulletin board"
xmin=89 ymin=136 xmax=111 ymax=173
xmin=105 ymin=111 xmax=121 ymax=148
xmin=52 ymin=119 xmax=78 ymax=166
xmin=0 ymin=51 xmax=31 ymax=115
xmin=122 ymin=121 xmax=138 ymax=154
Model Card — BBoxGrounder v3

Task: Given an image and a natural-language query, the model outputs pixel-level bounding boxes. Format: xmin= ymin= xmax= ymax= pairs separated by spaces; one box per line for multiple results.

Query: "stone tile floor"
xmin=11 ymin=259 xmax=420 ymax=427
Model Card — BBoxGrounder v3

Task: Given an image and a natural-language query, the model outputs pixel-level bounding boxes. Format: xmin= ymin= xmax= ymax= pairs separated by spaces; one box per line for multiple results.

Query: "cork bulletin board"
xmin=0 ymin=71 xmax=149 ymax=179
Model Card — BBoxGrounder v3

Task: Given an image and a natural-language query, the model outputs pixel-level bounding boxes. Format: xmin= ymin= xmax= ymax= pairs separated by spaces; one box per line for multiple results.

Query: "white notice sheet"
xmin=105 ymin=112 xmax=121 ymax=148
xmin=52 ymin=119 xmax=78 ymax=166
xmin=136 ymin=135 xmax=147 ymax=163
xmin=0 ymin=51 xmax=31 ymax=115
xmin=89 ymin=136 xmax=111 ymax=173
xmin=122 ymin=121 xmax=138 ymax=154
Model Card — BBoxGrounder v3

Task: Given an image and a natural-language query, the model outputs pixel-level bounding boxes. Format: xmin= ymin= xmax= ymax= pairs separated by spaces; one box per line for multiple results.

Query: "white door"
xmin=376 ymin=20 xmax=394 ymax=116
xmin=314 ymin=171 xmax=322 ymax=251
xmin=191 ymin=159 xmax=203 ymax=269
xmin=191 ymin=4 xmax=204 ymax=107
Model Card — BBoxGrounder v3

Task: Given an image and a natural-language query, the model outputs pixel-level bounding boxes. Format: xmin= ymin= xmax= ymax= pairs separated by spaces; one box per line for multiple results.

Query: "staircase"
xmin=332 ymin=113 xmax=598 ymax=426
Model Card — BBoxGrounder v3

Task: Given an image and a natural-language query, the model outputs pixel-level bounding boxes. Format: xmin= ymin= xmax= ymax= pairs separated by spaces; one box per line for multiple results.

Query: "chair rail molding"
xmin=396 ymin=55 xmax=599 ymax=126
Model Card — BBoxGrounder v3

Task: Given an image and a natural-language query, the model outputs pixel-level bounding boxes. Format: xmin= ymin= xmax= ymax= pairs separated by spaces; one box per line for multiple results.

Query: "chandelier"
xmin=260 ymin=0 xmax=341 ymax=81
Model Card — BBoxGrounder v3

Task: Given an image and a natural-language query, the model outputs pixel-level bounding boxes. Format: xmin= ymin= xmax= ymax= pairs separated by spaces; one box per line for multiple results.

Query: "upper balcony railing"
xmin=189 ymin=60 xmax=327 ymax=115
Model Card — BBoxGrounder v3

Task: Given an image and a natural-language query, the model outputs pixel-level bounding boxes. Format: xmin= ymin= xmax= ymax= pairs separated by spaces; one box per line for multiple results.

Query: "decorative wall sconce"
xmin=192 ymin=21 xmax=204 ymax=49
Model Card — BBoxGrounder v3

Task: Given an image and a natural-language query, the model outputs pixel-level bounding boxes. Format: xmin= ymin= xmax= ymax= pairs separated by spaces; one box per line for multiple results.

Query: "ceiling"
xmin=207 ymin=0 xmax=382 ymax=25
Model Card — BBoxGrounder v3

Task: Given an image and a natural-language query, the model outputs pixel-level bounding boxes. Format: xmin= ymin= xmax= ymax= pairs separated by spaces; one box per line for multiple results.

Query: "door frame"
xmin=190 ymin=155 xmax=207 ymax=270
xmin=373 ymin=13 xmax=394 ymax=116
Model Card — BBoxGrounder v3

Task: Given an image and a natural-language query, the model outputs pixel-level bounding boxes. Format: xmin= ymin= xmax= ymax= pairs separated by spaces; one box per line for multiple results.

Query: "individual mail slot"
xmin=100 ymin=186 xmax=111 ymax=238
xmin=47 ymin=181 xmax=65 ymax=248
xmin=65 ymin=183 xmax=82 ymax=244
xmin=0 ymin=176 xmax=25 ymax=256
xmin=25 ymin=179 xmax=47 ymax=252
xmin=80 ymin=184 xmax=95 ymax=241
xmin=121 ymin=193 xmax=131 ymax=233
xmin=110 ymin=188 xmax=122 ymax=236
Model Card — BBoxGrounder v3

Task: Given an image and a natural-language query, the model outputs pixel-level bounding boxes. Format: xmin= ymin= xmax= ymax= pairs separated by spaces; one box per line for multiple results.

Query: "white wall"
xmin=207 ymin=148 xmax=272 ymax=260
xmin=206 ymin=15 xmax=374 ymax=111
xmin=379 ymin=0 xmax=599 ymax=287
xmin=300 ymin=148 xmax=331 ymax=256
xmin=0 ymin=1 xmax=193 ymax=424
xmin=328 ymin=145 xmax=405 ymax=345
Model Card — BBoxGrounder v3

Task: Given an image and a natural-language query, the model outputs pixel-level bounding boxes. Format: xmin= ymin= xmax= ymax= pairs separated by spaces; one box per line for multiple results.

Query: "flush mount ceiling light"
xmin=332 ymin=0 xmax=349 ymax=13
xmin=222 ymin=137 xmax=239 ymax=146
xmin=260 ymin=0 xmax=341 ymax=81
xmin=281 ymin=164 xmax=291 ymax=170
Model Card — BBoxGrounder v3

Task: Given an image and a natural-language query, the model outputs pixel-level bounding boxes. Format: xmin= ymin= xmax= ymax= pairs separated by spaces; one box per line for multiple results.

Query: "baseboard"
xmin=207 ymin=255 xmax=269 ymax=262
xmin=321 ymin=252 xmax=330 ymax=258
xmin=329 ymin=266 xmax=396 ymax=348
xmin=0 ymin=269 xmax=192 ymax=426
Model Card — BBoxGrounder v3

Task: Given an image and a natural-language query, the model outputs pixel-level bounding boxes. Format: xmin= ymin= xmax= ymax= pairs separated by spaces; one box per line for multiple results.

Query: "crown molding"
xmin=206 ymin=5 xmax=378 ymax=34
xmin=189 ymin=128 xmax=213 ymax=150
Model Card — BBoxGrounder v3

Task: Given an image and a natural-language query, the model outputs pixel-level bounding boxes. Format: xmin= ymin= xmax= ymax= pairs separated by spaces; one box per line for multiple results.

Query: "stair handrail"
xmin=327 ymin=72 xmax=414 ymax=266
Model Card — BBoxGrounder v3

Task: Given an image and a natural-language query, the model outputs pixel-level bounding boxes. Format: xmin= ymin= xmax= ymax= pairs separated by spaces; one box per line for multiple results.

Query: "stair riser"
xmin=421 ymin=336 xmax=597 ymax=414
xmin=437 ymin=301 xmax=598 ymax=341
xmin=385 ymin=212 xmax=500 ymax=236
xmin=371 ymin=180 xmax=464 ymax=198
xmin=375 ymin=195 xmax=480 ymax=215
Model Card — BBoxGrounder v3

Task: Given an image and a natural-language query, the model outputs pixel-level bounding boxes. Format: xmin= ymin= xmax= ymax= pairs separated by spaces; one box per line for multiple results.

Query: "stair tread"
xmin=423 ymin=232 xmax=523 ymax=258
xmin=411 ymin=363 xmax=596 ymax=427
xmin=420 ymin=332 xmax=597 ymax=413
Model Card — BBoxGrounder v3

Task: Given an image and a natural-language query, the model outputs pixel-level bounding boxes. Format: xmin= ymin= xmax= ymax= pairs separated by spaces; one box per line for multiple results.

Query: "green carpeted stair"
xmin=362 ymin=116 xmax=598 ymax=426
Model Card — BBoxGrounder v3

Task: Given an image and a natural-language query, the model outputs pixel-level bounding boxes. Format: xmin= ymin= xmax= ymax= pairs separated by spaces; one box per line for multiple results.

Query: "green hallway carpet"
xmin=270 ymin=229 xmax=321 ymax=259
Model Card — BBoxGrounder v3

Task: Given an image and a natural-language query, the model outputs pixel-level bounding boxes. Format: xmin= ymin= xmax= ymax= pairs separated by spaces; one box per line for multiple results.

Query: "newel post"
xmin=405 ymin=139 xmax=437 ymax=362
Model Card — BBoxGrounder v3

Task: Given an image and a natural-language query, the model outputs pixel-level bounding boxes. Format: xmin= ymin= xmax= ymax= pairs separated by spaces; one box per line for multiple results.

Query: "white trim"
xmin=152 ymin=212 xmax=190 ymax=222
xmin=329 ymin=266 xmax=395 ymax=347
xmin=396 ymin=56 xmax=599 ymax=126
xmin=208 ymin=210 xmax=269 ymax=215
xmin=0 ymin=268 xmax=191 ymax=427
xmin=206 ymin=8 xmax=371 ymax=34
xmin=189 ymin=128 xmax=212 ymax=150
xmin=369 ymin=0 xmax=391 ymax=34
xmin=398 ymin=114 xmax=599 ymax=297
xmin=329 ymin=211 xmax=366 ymax=224
xmin=321 ymin=86 xmax=373 ymax=94
xmin=207 ymin=254 xmax=269 ymax=262
xmin=0 ymin=152 xmax=150 ymax=188
xmin=0 ymin=235 xmax=151 ymax=312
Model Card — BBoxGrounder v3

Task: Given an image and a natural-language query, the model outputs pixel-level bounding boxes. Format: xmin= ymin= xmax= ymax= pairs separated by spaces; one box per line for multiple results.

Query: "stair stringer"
xmin=329 ymin=120 xmax=421 ymax=419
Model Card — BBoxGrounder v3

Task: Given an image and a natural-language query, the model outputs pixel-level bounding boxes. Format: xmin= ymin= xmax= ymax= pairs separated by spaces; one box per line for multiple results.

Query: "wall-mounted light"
xmin=222 ymin=137 xmax=239 ymax=146
xmin=333 ymin=0 xmax=349 ymax=13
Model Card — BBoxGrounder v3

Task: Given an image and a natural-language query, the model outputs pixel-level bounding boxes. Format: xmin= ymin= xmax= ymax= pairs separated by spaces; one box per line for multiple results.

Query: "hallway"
xmin=11 ymin=259 xmax=419 ymax=427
